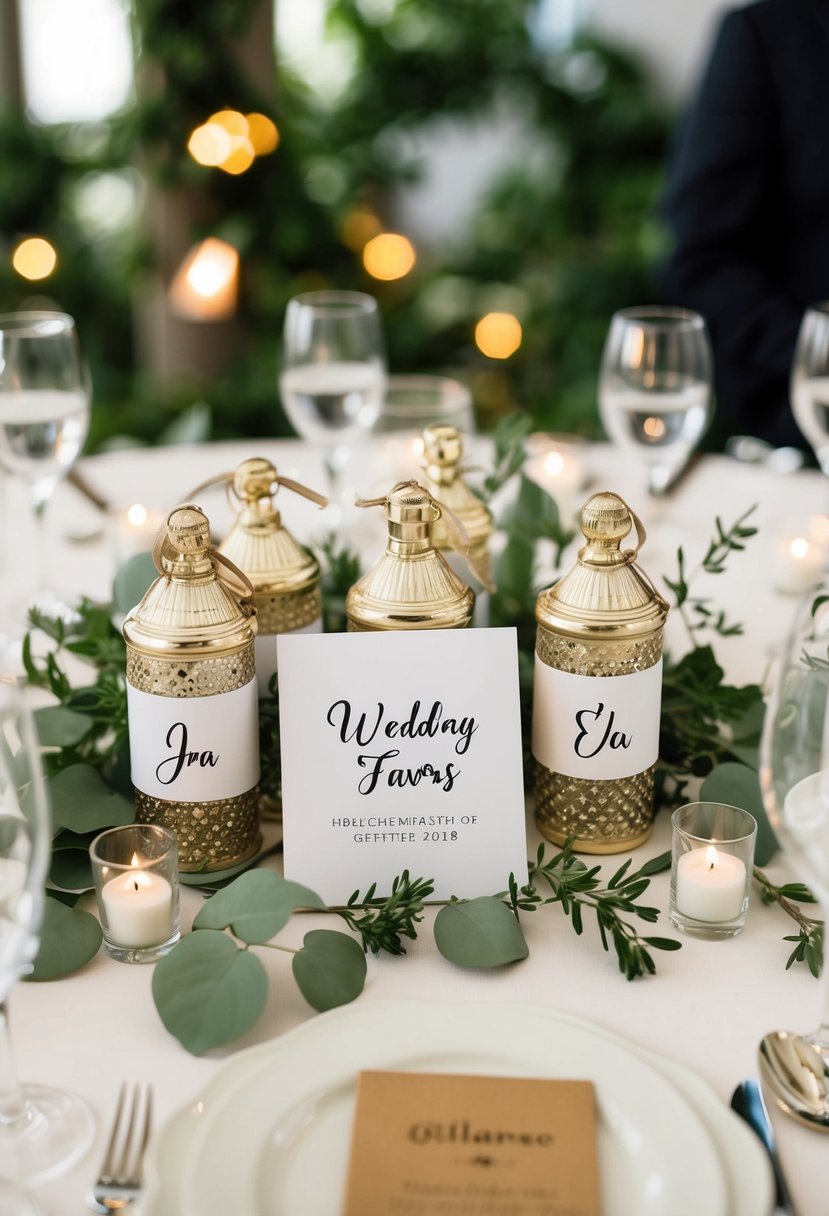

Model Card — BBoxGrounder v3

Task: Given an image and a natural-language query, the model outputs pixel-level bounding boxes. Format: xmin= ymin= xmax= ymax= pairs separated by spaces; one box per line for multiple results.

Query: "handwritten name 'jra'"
xmin=326 ymin=699 xmax=478 ymax=757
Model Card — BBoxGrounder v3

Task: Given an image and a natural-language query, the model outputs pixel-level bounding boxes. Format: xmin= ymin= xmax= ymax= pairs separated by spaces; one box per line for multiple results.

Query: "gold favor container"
xmin=532 ymin=492 xmax=668 ymax=853
xmin=122 ymin=505 xmax=262 ymax=871
xmin=421 ymin=424 xmax=494 ymax=592
xmin=346 ymin=481 xmax=474 ymax=631
xmin=218 ymin=457 xmax=325 ymax=693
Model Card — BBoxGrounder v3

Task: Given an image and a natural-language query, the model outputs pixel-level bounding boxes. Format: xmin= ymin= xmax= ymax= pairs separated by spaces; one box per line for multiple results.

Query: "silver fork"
xmin=87 ymin=1083 xmax=153 ymax=1213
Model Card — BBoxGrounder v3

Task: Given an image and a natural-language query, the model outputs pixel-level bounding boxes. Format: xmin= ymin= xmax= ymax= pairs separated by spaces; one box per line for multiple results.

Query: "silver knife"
xmin=730 ymin=1080 xmax=799 ymax=1216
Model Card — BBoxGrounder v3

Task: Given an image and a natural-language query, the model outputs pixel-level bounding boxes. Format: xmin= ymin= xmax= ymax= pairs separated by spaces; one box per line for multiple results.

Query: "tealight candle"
xmin=113 ymin=502 xmax=165 ymax=564
xmin=525 ymin=433 xmax=586 ymax=518
xmin=670 ymin=802 xmax=756 ymax=939
xmin=675 ymin=844 xmax=745 ymax=923
xmin=101 ymin=862 xmax=173 ymax=948
xmin=772 ymin=518 xmax=828 ymax=595
xmin=90 ymin=825 xmax=180 ymax=963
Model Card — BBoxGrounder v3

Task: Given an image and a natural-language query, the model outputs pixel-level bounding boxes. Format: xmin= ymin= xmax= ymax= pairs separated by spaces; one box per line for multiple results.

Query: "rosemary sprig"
xmin=504 ymin=842 xmax=679 ymax=980
xmin=753 ymin=867 xmax=823 ymax=976
xmin=338 ymin=871 xmax=435 ymax=955
xmin=663 ymin=505 xmax=758 ymax=646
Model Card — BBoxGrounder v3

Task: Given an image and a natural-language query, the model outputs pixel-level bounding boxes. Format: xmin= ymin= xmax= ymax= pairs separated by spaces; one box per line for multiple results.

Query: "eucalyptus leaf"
xmin=157 ymin=401 xmax=211 ymax=446
xmin=193 ymin=871 xmax=324 ymax=944
xmin=112 ymin=552 xmax=157 ymax=618
xmin=292 ymin=930 xmax=367 ymax=1012
xmin=700 ymin=761 xmax=778 ymax=865
xmin=48 ymin=764 xmax=134 ymax=834
xmin=29 ymin=896 xmax=102 ymax=980
xmin=49 ymin=848 xmax=93 ymax=892
xmin=152 ymin=931 xmax=268 ymax=1055
xmin=434 ymin=897 xmax=529 ymax=967
xmin=34 ymin=706 xmax=91 ymax=748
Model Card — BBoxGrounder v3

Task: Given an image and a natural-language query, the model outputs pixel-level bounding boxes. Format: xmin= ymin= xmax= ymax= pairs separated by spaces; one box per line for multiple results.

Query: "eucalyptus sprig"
xmin=477 ymin=411 xmax=535 ymax=503
xmin=500 ymin=842 xmax=679 ymax=980
xmin=338 ymin=872 xmax=435 ymax=955
xmin=663 ymin=505 xmax=758 ymax=645
xmin=753 ymin=867 xmax=823 ymax=976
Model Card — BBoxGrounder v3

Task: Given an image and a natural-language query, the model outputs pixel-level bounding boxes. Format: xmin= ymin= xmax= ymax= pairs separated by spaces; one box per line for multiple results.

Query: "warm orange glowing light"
xmin=642 ymin=416 xmax=667 ymax=440
xmin=12 ymin=236 xmax=57 ymax=281
xmin=169 ymin=238 xmax=239 ymax=321
xmin=474 ymin=312 xmax=522 ymax=360
xmin=208 ymin=109 xmax=248 ymax=138
xmin=341 ymin=209 xmax=382 ymax=251
xmin=220 ymin=136 xmax=255 ymax=175
xmin=362 ymin=232 xmax=416 ymax=281
xmin=543 ymin=451 xmax=566 ymax=478
xmin=187 ymin=122 xmax=233 ymax=166
xmin=246 ymin=113 xmax=279 ymax=155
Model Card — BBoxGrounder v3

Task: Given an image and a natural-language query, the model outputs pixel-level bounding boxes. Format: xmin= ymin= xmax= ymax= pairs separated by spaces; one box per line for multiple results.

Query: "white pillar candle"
xmin=675 ymin=845 xmax=746 ymax=923
xmin=102 ymin=867 xmax=173 ymax=948
xmin=772 ymin=530 xmax=826 ymax=595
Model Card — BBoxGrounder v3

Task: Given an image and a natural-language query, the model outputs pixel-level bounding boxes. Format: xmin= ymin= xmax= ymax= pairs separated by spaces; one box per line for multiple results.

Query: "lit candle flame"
xmin=790 ymin=536 xmax=810 ymax=560
xmin=543 ymin=450 xmax=566 ymax=478
xmin=705 ymin=845 xmax=718 ymax=871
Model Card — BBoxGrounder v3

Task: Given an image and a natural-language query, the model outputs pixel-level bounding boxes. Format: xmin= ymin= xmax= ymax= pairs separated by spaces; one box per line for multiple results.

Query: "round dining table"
xmin=3 ymin=435 xmax=828 ymax=1216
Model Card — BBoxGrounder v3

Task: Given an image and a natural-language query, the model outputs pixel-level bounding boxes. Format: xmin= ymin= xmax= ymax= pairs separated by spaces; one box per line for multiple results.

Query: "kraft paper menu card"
xmin=341 ymin=1070 xmax=603 ymax=1216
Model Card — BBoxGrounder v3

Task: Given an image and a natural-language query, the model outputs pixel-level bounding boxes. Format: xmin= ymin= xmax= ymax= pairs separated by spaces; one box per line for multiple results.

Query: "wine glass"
xmin=790 ymin=302 xmax=829 ymax=474
xmin=0 ymin=313 xmax=91 ymax=622
xmin=279 ymin=291 xmax=385 ymax=504
xmin=598 ymin=306 xmax=712 ymax=495
xmin=0 ymin=676 xmax=94 ymax=1190
xmin=761 ymin=590 xmax=829 ymax=1056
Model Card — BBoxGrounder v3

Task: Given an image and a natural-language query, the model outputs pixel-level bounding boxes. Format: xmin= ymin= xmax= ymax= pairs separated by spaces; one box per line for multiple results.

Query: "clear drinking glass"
xmin=279 ymin=291 xmax=385 ymax=498
xmin=0 ymin=676 xmax=94 ymax=1186
xmin=599 ymin=307 xmax=712 ymax=495
xmin=790 ymin=302 xmax=829 ymax=474
xmin=761 ymin=589 xmax=829 ymax=1056
xmin=0 ymin=313 xmax=91 ymax=619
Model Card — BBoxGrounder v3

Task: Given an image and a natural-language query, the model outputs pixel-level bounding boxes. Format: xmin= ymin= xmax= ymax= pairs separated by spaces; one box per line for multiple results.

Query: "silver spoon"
xmin=759 ymin=1030 xmax=829 ymax=1132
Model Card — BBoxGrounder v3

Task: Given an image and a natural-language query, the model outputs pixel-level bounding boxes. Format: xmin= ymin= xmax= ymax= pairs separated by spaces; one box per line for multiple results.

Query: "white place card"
xmin=277 ymin=629 xmax=528 ymax=904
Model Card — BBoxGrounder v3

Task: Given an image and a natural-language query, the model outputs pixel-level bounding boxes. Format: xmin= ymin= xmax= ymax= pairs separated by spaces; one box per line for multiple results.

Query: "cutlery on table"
xmin=760 ymin=1030 xmax=829 ymax=1132
xmin=87 ymin=1083 xmax=153 ymax=1214
xmin=730 ymin=1079 xmax=799 ymax=1216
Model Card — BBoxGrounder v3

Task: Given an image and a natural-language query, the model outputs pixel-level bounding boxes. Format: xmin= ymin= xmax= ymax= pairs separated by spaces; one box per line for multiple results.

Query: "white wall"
xmin=587 ymin=0 xmax=730 ymax=101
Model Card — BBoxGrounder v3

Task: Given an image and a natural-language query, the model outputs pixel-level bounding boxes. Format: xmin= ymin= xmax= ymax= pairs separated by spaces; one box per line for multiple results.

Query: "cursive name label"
xmin=127 ymin=680 xmax=260 ymax=802
xmin=277 ymin=629 xmax=528 ymax=904
xmin=532 ymin=659 xmax=662 ymax=781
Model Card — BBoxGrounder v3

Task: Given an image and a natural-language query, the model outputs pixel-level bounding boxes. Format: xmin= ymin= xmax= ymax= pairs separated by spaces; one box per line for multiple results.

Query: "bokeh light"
xmin=362 ymin=232 xmax=416 ymax=281
xmin=474 ymin=312 xmax=522 ymax=360
xmin=187 ymin=122 xmax=233 ymax=167
xmin=12 ymin=236 xmax=58 ymax=281
xmin=341 ymin=208 xmax=382 ymax=251
xmin=169 ymin=237 xmax=239 ymax=321
xmin=246 ymin=113 xmax=279 ymax=154
xmin=209 ymin=109 xmax=248 ymax=137
xmin=220 ymin=137 xmax=255 ymax=176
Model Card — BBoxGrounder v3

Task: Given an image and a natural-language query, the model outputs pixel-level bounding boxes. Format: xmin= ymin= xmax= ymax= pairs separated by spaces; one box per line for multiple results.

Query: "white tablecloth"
xmin=4 ymin=438 xmax=829 ymax=1215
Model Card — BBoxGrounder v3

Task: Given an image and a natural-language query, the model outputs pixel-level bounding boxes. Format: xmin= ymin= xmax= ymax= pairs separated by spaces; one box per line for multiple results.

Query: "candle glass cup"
xmin=670 ymin=802 xmax=757 ymax=939
xmin=90 ymin=824 xmax=181 ymax=963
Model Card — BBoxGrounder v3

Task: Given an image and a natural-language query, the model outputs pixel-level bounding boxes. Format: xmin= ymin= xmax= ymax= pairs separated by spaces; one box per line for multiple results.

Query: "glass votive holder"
xmin=670 ymin=802 xmax=757 ymax=940
xmin=90 ymin=824 xmax=181 ymax=963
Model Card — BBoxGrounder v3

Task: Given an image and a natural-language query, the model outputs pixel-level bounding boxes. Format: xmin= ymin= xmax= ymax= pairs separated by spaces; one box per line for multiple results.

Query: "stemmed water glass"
xmin=279 ymin=291 xmax=385 ymax=505
xmin=599 ymin=306 xmax=712 ymax=495
xmin=790 ymin=302 xmax=829 ymax=474
xmin=761 ymin=590 xmax=829 ymax=1055
xmin=0 ymin=313 xmax=90 ymax=624
xmin=0 ymin=677 xmax=94 ymax=1199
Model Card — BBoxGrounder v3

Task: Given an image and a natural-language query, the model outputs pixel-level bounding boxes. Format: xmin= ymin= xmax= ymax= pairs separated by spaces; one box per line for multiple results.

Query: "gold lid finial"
xmin=422 ymin=423 xmax=463 ymax=470
xmin=232 ymin=457 xmax=278 ymax=503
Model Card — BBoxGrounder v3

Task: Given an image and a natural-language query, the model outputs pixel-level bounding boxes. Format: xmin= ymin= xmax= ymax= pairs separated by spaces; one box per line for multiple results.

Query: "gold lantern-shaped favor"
xmin=346 ymin=480 xmax=474 ymax=631
xmin=533 ymin=492 xmax=669 ymax=853
xmin=218 ymin=457 xmax=327 ymax=692
xmin=122 ymin=505 xmax=261 ymax=871
xmin=420 ymin=423 xmax=494 ymax=595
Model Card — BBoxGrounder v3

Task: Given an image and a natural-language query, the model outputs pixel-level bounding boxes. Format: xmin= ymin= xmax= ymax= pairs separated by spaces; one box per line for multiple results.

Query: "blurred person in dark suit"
xmin=659 ymin=0 xmax=829 ymax=449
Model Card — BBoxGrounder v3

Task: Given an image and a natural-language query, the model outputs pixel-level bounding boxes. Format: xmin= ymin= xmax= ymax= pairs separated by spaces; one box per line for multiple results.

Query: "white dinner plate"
xmin=144 ymin=1000 xmax=739 ymax=1216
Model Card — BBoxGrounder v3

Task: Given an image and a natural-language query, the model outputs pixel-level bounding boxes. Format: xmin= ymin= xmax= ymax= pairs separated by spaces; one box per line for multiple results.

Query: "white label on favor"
xmin=128 ymin=678 xmax=260 ymax=801
xmin=255 ymin=617 xmax=322 ymax=692
xmin=532 ymin=659 xmax=662 ymax=780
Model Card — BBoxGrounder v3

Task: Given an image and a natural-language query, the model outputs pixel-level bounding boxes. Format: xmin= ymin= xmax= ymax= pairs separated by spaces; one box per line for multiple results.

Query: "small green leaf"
xmin=152 ymin=931 xmax=267 ymax=1055
xmin=48 ymin=764 xmax=134 ymax=834
xmin=638 ymin=851 xmax=672 ymax=877
xmin=193 ymin=871 xmax=324 ymax=944
xmin=292 ymin=929 xmax=367 ymax=1012
xmin=700 ymin=762 xmax=778 ymax=865
xmin=112 ymin=552 xmax=157 ymax=618
xmin=49 ymin=848 xmax=93 ymax=892
xmin=34 ymin=706 xmax=91 ymax=748
xmin=434 ymin=897 xmax=529 ymax=967
xmin=29 ymin=896 xmax=102 ymax=980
